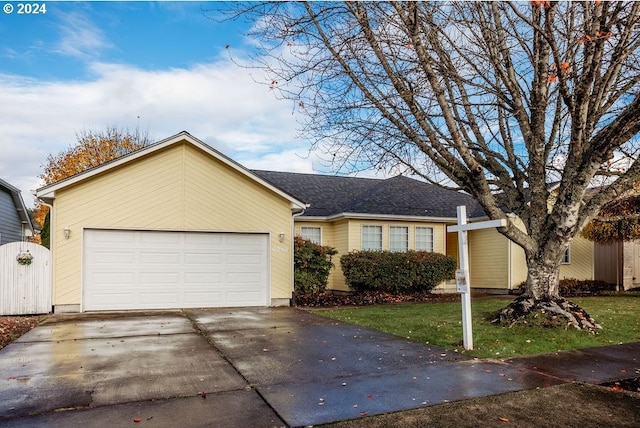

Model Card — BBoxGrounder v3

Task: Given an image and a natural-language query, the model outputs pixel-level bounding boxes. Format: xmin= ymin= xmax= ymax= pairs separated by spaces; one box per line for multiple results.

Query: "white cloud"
xmin=0 ymin=58 xmax=320 ymax=207
xmin=54 ymin=11 xmax=113 ymax=59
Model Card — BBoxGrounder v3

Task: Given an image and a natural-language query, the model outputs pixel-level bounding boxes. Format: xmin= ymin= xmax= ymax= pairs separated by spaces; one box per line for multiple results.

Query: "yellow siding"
xmin=467 ymin=228 xmax=510 ymax=289
xmin=329 ymin=220 xmax=350 ymax=290
xmin=560 ymin=235 xmax=594 ymax=280
xmin=51 ymin=142 xmax=295 ymax=306
xmin=509 ymin=241 xmax=528 ymax=288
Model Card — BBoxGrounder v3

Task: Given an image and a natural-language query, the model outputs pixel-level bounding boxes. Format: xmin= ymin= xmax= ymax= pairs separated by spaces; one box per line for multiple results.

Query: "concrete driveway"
xmin=0 ymin=307 xmax=597 ymax=427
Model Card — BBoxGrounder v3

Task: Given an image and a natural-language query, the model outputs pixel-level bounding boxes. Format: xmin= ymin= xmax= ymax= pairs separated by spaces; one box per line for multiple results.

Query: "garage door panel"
xmin=140 ymin=272 xmax=180 ymax=283
xmin=84 ymin=230 xmax=269 ymax=311
xmin=227 ymin=253 xmax=264 ymax=264
xmin=94 ymin=251 xmax=136 ymax=264
xmin=93 ymin=272 xmax=136 ymax=285
xmin=185 ymin=252 xmax=222 ymax=264
xmin=140 ymin=233 xmax=181 ymax=245
xmin=139 ymin=251 xmax=181 ymax=264
xmin=183 ymin=292 xmax=223 ymax=305
xmin=227 ymin=272 xmax=263 ymax=283
xmin=92 ymin=293 xmax=136 ymax=306
xmin=227 ymin=291 xmax=262 ymax=303
xmin=184 ymin=272 xmax=222 ymax=283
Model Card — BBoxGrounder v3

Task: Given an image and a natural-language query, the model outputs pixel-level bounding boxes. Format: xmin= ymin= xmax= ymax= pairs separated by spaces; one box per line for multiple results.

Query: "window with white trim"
xmin=362 ymin=225 xmax=382 ymax=251
xmin=389 ymin=226 xmax=408 ymax=252
xmin=415 ymin=227 xmax=434 ymax=252
xmin=561 ymin=247 xmax=571 ymax=264
xmin=301 ymin=226 xmax=322 ymax=244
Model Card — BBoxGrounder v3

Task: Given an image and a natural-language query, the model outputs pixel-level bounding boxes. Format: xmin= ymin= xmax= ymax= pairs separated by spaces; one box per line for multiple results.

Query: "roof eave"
xmin=297 ymin=212 xmax=461 ymax=223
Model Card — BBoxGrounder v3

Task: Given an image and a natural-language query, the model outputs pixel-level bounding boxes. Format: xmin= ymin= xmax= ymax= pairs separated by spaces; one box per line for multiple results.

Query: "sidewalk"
xmin=323 ymin=341 xmax=640 ymax=427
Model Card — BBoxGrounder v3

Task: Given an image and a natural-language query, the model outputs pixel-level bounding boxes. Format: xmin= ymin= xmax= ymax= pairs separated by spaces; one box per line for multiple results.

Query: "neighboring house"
xmin=35 ymin=131 xmax=596 ymax=313
xmin=0 ymin=179 xmax=34 ymax=245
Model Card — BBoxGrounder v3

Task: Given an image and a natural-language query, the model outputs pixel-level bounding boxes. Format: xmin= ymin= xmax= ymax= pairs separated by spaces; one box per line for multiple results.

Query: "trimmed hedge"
xmin=294 ymin=236 xmax=338 ymax=295
xmin=340 ymin=250 xmax=456 ymax=294
xmin=517 ymin=278 xmax=616 ymax=297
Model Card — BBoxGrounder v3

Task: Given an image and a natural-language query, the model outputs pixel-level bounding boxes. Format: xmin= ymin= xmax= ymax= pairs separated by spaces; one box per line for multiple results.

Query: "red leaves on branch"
xmin=580 ymin=31 xmax=612 ymax=44
xmin=531 ymin=1 xmax=551 ymax=11
xmin=548 ymin=61 xmax=571 ymax=84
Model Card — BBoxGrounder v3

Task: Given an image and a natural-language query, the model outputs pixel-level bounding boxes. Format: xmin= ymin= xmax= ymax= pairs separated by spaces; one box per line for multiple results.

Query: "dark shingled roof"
xmin=251 ymin=170 xmax=486 ymax=219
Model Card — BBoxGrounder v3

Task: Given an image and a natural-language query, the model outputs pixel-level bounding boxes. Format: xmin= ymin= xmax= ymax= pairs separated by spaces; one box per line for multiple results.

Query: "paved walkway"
xmin=0 ymin=308 xmax=638 ymax=427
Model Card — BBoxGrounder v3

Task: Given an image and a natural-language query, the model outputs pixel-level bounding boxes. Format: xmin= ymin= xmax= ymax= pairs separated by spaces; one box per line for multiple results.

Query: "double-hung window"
xmin=389 ymin=226 xmax=408 ymax=252
xmin=301 ymin=226 xmax=322 ymax=245
xmin=362 ymin=225 xmax=382 ymax=251
xmin=415 ymin=227 xmax=434 ymax=252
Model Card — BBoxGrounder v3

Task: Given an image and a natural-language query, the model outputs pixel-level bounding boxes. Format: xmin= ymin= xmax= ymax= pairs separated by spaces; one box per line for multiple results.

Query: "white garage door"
xmin=83 ymin=229 xmax=269 ymax=311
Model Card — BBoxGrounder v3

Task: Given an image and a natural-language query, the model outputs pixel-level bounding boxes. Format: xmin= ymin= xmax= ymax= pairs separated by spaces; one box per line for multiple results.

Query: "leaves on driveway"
xmin=0 ymin=316 xmax=41 ymax=349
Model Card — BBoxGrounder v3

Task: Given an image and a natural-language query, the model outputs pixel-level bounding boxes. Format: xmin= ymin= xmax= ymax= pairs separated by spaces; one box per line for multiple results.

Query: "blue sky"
xmin=0 ymin=1 xmax=321 ymax=207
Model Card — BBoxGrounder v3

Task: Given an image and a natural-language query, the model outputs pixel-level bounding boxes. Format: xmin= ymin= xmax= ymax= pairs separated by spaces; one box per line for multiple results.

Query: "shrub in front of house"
xmin=294 ymin=236 xmax=338 ymax=295
xmin=517 ymin=278 xmax=616 ymax=296
xmin=340 ymin=250 xmax=456 ymax=294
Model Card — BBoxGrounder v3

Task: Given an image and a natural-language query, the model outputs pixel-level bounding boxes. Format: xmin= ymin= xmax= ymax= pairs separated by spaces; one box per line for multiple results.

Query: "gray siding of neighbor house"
xmin=0 ymin=188 xmax=23 ymax=245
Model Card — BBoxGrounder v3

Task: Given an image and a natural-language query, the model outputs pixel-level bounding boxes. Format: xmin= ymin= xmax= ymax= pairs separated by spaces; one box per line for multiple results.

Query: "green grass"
xmin=315 ymin=295 xmax=640 ymax=359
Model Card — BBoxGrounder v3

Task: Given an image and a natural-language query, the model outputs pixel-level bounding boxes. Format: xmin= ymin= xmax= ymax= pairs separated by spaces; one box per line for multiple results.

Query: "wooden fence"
xmin=0 ymin=242 xmax=51 ymax=315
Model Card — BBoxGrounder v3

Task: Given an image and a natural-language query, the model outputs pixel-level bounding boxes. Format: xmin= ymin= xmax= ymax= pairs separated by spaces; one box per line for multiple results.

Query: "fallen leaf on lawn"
xmin=198 ymin=391 xmax=207 ymax=398
xmin=360 ymin=411 xmax=368 ymax=416
xmin=133 ymin=417 xmax=141 ymax=423
xmin=620 ymin=369 xmax=628 ymax=373
xmin=498 ymin=416 xmax=509 ymax=422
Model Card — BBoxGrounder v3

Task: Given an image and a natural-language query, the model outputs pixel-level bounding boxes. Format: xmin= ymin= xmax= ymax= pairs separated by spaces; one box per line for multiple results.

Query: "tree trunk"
xmin=492 ymin=247 xmax=601 ymax=332
xmin=525 ymin=253 xmax=561 ymax=300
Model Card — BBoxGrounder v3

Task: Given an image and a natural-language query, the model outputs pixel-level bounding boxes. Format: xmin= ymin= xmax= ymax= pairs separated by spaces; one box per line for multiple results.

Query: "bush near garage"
xmin=340 ymin=250 xmax=456 ymax=294
xmin=294 ymin=236 xmax=338 ymax=295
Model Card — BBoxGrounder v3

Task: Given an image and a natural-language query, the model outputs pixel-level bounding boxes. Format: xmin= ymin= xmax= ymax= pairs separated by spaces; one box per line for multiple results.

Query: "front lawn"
xmin=315 ymin=295 xmax=640 ymax=359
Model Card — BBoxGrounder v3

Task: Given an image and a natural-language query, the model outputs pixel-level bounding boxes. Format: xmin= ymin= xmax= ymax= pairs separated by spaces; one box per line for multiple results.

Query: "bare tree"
xmin=218 ymin=1 xmax=640 ymax=329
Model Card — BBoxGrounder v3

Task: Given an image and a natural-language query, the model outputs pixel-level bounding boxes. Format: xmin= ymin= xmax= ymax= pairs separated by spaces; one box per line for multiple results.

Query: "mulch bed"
xmin=0 ymin=316 xmax=41 ymax=350
xmin=293 ymin=291 xmax=461 ymax=308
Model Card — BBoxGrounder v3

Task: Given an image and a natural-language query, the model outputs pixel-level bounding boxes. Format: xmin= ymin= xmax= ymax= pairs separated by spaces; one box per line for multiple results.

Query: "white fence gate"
xmin=0 ymin=242 xmax=51 ymax=315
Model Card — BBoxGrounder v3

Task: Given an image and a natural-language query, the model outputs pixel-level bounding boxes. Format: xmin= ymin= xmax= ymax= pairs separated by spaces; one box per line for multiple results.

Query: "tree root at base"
xmin=491 ymin=295 xmax=602 ymax=332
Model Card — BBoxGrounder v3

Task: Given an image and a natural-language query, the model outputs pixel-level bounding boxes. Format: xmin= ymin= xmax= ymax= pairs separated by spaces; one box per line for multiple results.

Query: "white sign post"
xmin=447 ymin=206 xmax=506 ymax=350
